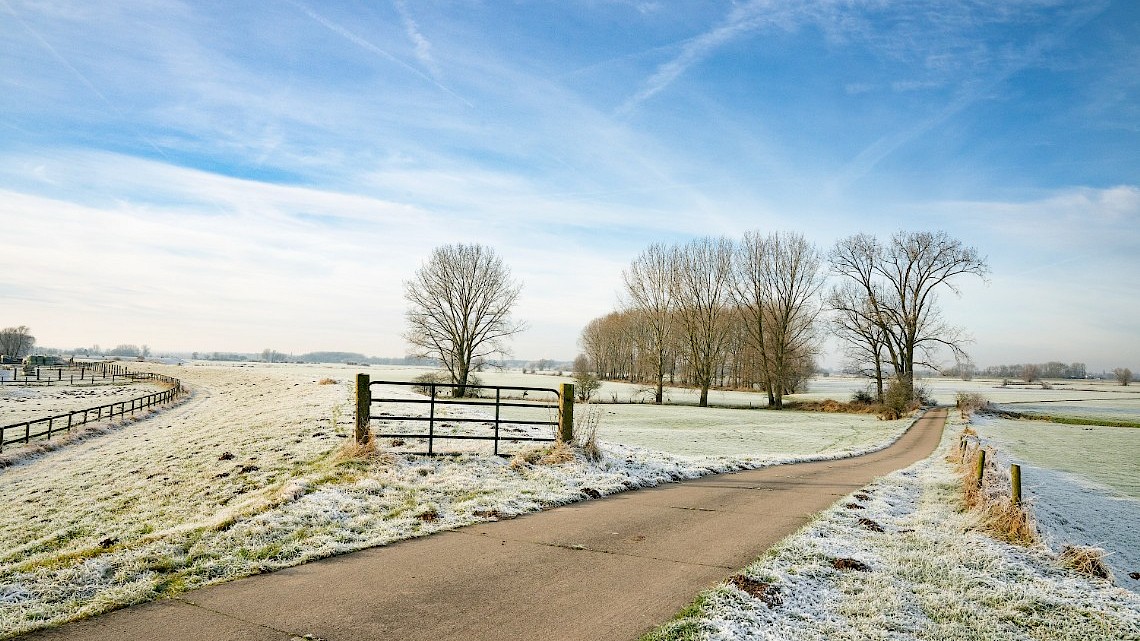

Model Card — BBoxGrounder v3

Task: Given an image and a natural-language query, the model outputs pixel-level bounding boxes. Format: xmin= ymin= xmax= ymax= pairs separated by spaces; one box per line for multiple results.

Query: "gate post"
xmin=355 ymin=373 xmax=372 ymax=444
xmin=1010 ymin=463 xmax=1022 ymax=506
xmin=558 ymin=383 xmax=574 ymax=443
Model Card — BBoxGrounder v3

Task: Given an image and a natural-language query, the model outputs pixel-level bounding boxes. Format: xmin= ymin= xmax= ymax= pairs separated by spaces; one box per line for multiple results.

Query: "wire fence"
xmin=0 ymin=368 xmax=185 ymax=453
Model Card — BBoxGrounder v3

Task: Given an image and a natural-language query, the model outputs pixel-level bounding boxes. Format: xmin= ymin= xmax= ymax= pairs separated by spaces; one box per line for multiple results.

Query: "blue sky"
xmin=1 ymin=0 xmax=1137 ymax=371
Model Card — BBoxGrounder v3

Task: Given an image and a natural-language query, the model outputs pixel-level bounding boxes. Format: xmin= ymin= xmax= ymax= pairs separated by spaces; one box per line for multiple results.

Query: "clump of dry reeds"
xmin=509 ymin=441 xmax=577 ymax=469
xmin=954 ymin=433 xmax=1038 ymax=545
xmin=334 ymin=436 xmax=390 ymax=464
xmin=1060 ymin=545 xmax=1113 ymax=580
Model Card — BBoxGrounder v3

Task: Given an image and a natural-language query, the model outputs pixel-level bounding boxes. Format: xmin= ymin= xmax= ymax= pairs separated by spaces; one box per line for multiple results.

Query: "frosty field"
xmin=0 ymin=362 xmax=915 ymax=637
xmin=972 ymin=415 xmax=1140 ymax=593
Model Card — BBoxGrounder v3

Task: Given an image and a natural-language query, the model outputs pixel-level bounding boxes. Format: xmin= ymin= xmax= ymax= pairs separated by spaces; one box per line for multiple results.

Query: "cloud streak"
xmin=286 ymin=0 xmax=472 ymax=108
xmin=617 ymin=0 xmax=783 ymax=116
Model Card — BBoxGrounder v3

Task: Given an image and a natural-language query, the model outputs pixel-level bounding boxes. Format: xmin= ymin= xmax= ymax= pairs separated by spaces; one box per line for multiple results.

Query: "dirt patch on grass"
xmin=832 ymin=557 xmax=872 ymax=572
xmin=728 ymin=575 xmax=783 ymax=607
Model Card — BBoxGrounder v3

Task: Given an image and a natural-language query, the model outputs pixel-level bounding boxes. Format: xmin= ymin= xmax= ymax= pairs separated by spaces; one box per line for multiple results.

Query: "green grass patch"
xmin=990 ymin=409 xmax=1140 ymax=428
xmin=638 ymin=592 xmax=714 ymax=641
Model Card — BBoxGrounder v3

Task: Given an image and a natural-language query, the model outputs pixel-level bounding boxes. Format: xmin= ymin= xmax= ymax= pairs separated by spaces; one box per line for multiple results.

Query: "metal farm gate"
xmin=354 ymin=374 xmax=574 ymax=455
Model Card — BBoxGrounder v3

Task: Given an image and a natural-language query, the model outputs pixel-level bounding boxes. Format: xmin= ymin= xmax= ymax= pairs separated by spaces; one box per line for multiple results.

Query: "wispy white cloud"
xmin=393 ymin=0 xmax=441 ymax=80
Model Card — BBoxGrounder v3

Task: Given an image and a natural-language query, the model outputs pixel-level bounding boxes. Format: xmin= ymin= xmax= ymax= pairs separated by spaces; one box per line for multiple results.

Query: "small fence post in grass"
xmin=355 ymin=373 xmax=371 ymax=444
xmin=558 ymin=382 xmax=574 ymax=443
xmin=974 ymin=449 xmax=986 ymax=486
xmin=1011 ymin=463 xmax=1022 ymax=506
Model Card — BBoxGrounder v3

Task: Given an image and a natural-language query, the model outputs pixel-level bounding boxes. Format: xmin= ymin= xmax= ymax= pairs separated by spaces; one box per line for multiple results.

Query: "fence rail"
xmin=356 ymin=375 xmax=574 ymax=455
xmin=0 ymin=362 xmax=140 ymax=386
xmin=0 ymin=369 xmax=185 ymax=453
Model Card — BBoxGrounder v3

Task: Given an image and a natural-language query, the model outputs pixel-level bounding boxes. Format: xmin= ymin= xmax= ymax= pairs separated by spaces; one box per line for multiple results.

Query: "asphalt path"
xmin=26 ymin=407 xmax=948 ymax=641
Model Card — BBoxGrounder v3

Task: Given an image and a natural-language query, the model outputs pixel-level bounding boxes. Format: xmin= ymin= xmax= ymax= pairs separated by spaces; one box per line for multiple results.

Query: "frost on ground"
xmin=972 ymin=415 xmax=1140 ymax=594
xmin=0 ymin=380 xmax=166 ymax=425
xmin=0 ymin=363 xmax=913 ymax=638
xmin=646 ymin=421 xmax=1140 ymax=641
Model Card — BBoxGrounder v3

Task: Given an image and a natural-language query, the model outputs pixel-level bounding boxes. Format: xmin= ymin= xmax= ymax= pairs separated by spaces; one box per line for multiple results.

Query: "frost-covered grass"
xmin=973 ymin=415 xmax=1140 ymax=593
xmin=643 ymin=421 xmax=1140 ymax=641
xmin=595 ymin=404 xmax=909 ymax=458
xmin=0 ymin=362 xmax=917 ymax=637
xmin=972 ymin=417 xmax=1140 ymax=498
xmin=994 ymin=400 xmax=1140 ymax=424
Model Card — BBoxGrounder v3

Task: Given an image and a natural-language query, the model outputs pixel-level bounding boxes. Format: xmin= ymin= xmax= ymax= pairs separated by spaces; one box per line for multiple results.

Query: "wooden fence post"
xmin=558 ymin=383 xmax=574 ymax=443
xmin=355 ymin=373 xmax=371 ymax=444
xmin=1011 ymin=463 xmax=1022 ymax=506
xmin=974 ymin=449 xmax=986 ymax=486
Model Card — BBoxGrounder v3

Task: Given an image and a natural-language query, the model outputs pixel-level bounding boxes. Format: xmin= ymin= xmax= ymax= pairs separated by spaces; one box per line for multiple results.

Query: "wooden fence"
xmin=0 ymin=362 xmax=138 ymax=386
xmin=0 ymin=369 xmax=185 ymax=453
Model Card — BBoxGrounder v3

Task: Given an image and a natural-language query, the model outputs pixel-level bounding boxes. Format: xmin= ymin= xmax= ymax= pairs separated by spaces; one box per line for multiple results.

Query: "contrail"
xmin=1 ymin=0 xmax=171 ymax=159
xmin=286 ymin=0 xmax=472 ymax=108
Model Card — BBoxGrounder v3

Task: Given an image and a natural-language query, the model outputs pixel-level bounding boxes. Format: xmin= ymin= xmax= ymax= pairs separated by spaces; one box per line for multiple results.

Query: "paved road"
xmin=27 ymin=407 xmax=948 ymax=641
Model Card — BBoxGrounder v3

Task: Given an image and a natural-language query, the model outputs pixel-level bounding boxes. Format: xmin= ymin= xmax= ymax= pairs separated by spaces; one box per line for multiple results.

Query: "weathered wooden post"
xmin=1011 ymin=463 xmax=1022 ymax=506
xmin=558 ymin=382 xmax=575 ymax=443
xmin=974 ymin=449 xmax=986 ymax=486
xmin=355 ymin=373 xmax=371 ymax=444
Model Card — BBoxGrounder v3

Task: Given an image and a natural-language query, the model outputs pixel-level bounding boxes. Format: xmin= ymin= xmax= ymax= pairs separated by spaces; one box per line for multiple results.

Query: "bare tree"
xmin=1021 ymin=363 xmax=1041 ymax=383
xmin=830 ymin=231 xmax=989 ymax=399
xmin=0 ymin=326 xmax=35 ymax=360
xmin=623 ymin=243 xmax=677 ymax=403
xmin=404 ymin=244 xmax=525 ymax=397
xmin=733 ymin=231 xmax=825 ymax=408
xmin=760 ymin=232 xmax=824 ymax=408
xmin=672 ymin=237 xmax=735 ymax=407
xmin=829 ymin=281 xmax=888 ymax=400
xmin=572 ymin=354 xmax=601 ymax=401
xmin=1115 ymin=367 xmax=1133 ymax=386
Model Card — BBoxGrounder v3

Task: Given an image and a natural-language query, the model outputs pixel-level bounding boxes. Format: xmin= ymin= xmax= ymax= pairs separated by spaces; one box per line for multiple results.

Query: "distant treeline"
xmin=941 ymin=361 xmax=1089 ymax=380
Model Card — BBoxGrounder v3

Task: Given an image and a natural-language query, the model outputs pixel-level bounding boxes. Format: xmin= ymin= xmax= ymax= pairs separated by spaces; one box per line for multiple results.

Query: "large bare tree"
xmin=828 ymin=281 xmax=888 ymax=400
xmin=622 ymin=243 xmax=677 ymax=403
xmin=758 ymin=232 xmax=825 ymax=408
xmin=830 ymin=231 xmax=989 ymax=399
xmin=404 ymin=244 xmax=525 ymax=397
xmin=0 ymin=326 xmax=35 ymax=360
xmin=672 ymin=236 xmax=735 ymax=407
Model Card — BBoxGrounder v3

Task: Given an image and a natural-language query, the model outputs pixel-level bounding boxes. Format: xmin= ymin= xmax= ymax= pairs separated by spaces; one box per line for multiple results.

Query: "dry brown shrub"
xmin=1060 ymin=545 xmax=1113 ymax=580
xmin=317 ymin=378 xmax=338 ymax=385
xmin=790 ymin=399 xmax=881 ymax=415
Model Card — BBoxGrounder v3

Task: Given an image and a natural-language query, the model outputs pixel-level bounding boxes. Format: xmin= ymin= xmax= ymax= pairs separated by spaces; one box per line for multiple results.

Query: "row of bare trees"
xmin=580 ymin=230 xmax=989 ymax=408
xmin=583 ymin=232 xmax=825 ymax=408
